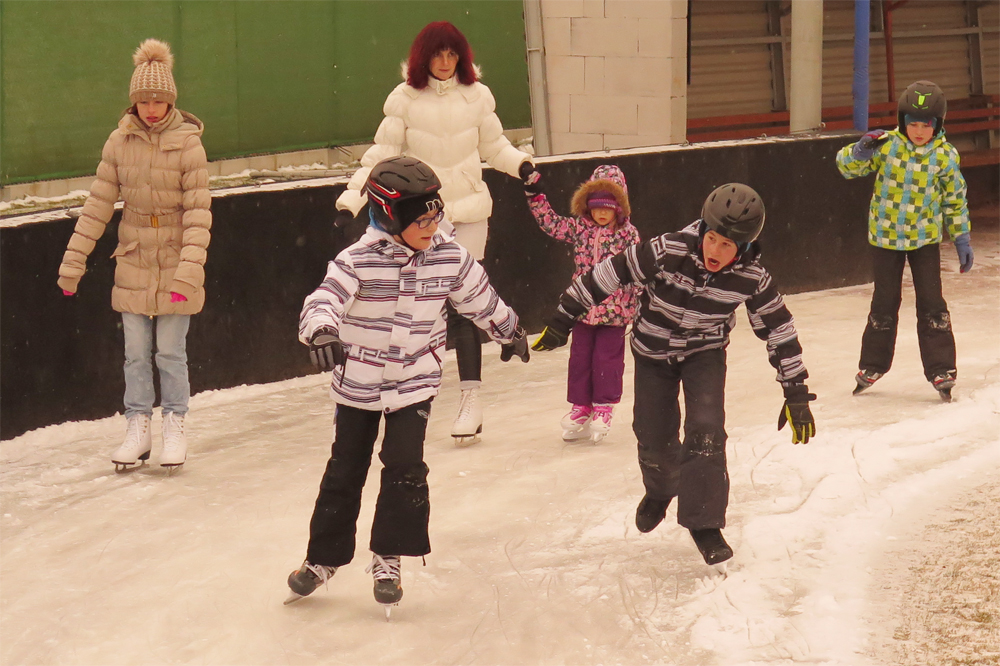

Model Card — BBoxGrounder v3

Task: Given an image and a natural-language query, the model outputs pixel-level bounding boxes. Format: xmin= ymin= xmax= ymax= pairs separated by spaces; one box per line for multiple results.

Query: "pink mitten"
xmin=170 ymin=292 xmax=187 ymax=303
xmin=62 ymin=289 xmax=75 ymax=296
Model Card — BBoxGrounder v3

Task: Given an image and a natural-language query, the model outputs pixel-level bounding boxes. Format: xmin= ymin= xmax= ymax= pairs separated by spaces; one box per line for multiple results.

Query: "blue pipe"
xmin=853 ymin=0 xmax=871 ymax=131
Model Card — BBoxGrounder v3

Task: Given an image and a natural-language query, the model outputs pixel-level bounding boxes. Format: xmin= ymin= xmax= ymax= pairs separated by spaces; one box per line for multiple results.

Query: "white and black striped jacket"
xmin=300 ymin=224 xmax=519 ymax=412
xmin=559 ymin=221 xmax=808 ymax=385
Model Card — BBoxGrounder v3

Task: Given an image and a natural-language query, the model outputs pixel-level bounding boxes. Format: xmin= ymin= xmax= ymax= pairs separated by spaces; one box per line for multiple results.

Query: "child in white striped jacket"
xmin=285 ymin=157 xmax=528 ymax=613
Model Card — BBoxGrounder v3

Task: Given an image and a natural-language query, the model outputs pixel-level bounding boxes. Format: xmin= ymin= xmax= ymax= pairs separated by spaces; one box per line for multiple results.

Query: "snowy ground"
xmin=2 ymin=229 xmax=998 ymax=666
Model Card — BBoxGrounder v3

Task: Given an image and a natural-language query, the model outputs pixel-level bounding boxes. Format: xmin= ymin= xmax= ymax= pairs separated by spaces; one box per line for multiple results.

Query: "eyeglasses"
xmin=414 ymin=209 xmax=444 ymax=229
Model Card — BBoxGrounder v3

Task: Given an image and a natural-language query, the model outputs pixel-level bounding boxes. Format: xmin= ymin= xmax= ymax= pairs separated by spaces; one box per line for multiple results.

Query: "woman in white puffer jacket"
xmin=335 ymin=21 xmax=532 ymax=444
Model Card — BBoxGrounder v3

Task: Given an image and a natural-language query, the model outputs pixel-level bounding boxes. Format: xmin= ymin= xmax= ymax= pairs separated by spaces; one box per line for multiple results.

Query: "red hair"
xmin=406 ymin=21 xmax=478 ymax=89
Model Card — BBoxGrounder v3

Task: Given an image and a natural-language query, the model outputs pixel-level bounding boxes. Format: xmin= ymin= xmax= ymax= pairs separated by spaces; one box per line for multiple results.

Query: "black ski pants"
xmin=446 ymin=302 xmax=482 ymax=382
xmin=632 ymin=349 xmax=729 ymax=530
xmin=306 ymin=400 xmax=432 ymax=567
xmin=860 ymin=243 xmax=956 ymax=381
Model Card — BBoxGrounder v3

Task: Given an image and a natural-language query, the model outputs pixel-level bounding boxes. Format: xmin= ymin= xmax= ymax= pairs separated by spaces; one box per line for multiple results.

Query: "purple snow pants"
xmin=567 ymin=322 xmax=627 ymax=406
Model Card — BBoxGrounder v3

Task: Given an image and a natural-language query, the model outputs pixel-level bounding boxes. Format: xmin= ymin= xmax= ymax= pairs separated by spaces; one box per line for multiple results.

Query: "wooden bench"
xmin=687 ymin=95 xmax=999 ymax=166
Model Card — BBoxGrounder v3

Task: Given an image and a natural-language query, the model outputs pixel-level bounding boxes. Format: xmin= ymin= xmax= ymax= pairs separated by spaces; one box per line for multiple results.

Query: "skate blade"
xmin=113 ymin=450 xmax=151 ymax=473
xmin=591 ymin=431 xmax=609 ymax=444
xmin=852 ymin=383 xmax=870 ymax=395
xmin=380 ymin=602 xmax=398 ymax=621
xmin=561 ymin=430 xmax=592 ymax=443
xmin=710 ymin=561 xmax=729 ymax=577
xmin=938 ymin=389 xmax=953 ymax=402
xmin=283 ymin=591 xmax=305 ymax=605
xmin=161 ymin=462 xmax=185 ymax=475
xmin=453 ymin=434 xmax=481 ymax=448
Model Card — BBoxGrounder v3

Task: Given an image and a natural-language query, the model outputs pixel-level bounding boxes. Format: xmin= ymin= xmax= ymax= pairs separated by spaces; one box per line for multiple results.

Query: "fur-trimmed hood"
xmin=570 ymin=164 xmax=631 ymax=224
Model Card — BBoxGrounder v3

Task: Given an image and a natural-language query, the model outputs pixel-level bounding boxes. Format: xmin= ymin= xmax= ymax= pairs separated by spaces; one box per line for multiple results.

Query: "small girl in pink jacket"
xmin=522 ymin=164 xmax=641 ymax=442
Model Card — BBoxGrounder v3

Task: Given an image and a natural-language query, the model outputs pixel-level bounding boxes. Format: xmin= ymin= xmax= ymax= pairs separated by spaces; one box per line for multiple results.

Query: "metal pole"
xmin=853 ymin=0 xmax=870 ymax=131
xmin=884 ymin=1 xmax=907 ymax=101
xmin=522 ymin=0 xmax=552 ymax=157
xmin=789 ymin=0 xmax=824 ymax=132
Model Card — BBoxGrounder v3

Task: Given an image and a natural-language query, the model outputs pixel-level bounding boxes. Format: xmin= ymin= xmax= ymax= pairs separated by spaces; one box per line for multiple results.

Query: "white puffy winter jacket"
xmin=337 ymin=72 xmax=531 ymax=229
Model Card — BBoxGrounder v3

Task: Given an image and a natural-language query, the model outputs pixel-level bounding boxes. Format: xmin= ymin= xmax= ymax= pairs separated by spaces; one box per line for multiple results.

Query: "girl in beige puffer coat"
xmin=57 ymin=39 xmax=211 ymax=472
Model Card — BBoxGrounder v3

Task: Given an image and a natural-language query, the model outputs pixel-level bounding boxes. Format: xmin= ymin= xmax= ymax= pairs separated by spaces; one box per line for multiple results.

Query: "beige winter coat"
xmin=58 ymin=108 xmax=212 ymax=315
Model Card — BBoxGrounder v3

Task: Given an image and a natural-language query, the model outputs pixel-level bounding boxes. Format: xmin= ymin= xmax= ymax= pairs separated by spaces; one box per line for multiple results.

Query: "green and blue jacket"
xmin=836 ymin=129 xmax=970 ymax=251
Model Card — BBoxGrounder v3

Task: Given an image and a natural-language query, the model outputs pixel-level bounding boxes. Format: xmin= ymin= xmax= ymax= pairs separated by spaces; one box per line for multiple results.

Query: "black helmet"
xmin=897 ymin=80 xmax=947 ymax=135
xmin=701 ymin=183 xmax=765 ymax=243
xmin=365 ymin=156 xmax=444 ymax=235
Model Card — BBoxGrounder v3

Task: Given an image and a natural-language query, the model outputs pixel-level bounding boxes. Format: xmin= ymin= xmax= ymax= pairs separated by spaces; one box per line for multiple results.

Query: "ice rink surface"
xmin=2 ymin=230 xmax=998 ymax=666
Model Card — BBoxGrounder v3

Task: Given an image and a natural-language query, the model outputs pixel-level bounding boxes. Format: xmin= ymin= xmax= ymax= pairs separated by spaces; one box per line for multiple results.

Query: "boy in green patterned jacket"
xmin=836 ymin=80 xmax=973 ymax=402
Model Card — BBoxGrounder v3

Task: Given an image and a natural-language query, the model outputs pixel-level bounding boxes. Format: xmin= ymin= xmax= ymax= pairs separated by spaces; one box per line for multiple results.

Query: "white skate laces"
xmin=456 ymin=389 xmax=478 ymax=425
xmin=452 ymin=386 xmax=483 ymax=444
xmin=160 ymin=412 xmax=187 ymax=467
xmin=112 ymin=413 xmax=152 ymax=468
xmin=304 ymin=561 xmax=337 ymax=588
xmin=366 ymin=554 xmax=401 ymax=582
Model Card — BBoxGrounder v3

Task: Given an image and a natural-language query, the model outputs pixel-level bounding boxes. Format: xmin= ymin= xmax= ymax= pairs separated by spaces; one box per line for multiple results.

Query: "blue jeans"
xmin=122 ymin=313 xmax=191 ymax=418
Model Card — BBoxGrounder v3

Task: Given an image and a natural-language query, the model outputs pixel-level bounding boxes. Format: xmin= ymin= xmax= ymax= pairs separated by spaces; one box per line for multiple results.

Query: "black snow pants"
xmin=446 ymin=302 xmax=482 ymax=382
xmin=306 ymin=400 xmax=432 ymax=567
xmin=632 ymin=349 xmax=729 ymax=530
xmin=860 ymin=243 xmax=956 ymax=381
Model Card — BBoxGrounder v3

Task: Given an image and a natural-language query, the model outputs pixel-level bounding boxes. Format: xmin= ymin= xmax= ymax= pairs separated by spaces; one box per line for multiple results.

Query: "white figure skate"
xmin=452 ymin=387 xmax=483 ymax=447
xmin=160 ymin=412 xmax=187 ymax=472
xmin=112 ymin=414 xmax=152 ymax=472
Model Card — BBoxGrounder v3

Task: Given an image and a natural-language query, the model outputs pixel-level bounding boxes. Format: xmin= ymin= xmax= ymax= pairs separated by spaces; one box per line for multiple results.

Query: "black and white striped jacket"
xmin=300 ymin=224 xmax=519 ymax=412
xmin=559 ymin=221 xmax=808 ymax=385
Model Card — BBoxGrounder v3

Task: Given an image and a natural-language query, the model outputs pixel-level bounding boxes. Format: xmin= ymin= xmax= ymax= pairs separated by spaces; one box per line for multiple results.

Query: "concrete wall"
xmin=540 ymin=0 xmax=689 ymax=153
xmin=4 ymin=135 xmax=995 ymax=440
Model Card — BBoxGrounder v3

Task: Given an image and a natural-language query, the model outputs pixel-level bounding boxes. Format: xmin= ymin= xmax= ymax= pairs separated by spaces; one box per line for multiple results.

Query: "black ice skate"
xmin=852 ymin=369 xmax=884 ymax=395
xmin=931 ymin=371 xmax=956 ymax=402
xmin=635 ymin=495 xmax=672 ymax=533
xmin=284 ymin=561 xmax=337 ymax=605
xmin=366 ymin=554 xmax=402 ymax=620
xmin=689 ymin=528 xmax=734 ymax=571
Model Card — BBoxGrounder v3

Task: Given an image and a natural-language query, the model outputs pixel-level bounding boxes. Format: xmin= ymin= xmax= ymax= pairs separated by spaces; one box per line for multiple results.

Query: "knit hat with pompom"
xmin=129 ymin=39 xmax=177 ymax=105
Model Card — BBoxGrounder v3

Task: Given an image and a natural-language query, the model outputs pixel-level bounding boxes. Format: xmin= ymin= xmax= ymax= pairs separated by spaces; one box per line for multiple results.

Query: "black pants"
xmin=632 ymin=349 xmax=729 ymax=530
xmin=446 ymin=303 xmax=482 ymax=382
xmin=860 ymin=244 xmax=956 ymax=381
xmin=306 ymin=400 xmax=432 ymax=567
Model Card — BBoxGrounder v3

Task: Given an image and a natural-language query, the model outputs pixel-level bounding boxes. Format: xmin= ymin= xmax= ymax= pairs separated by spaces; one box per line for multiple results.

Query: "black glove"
xmin=777 ymin=384 xmax=817 ymax=444
xmin=500 ymin=326 xmax=530 ymax=363
xmin=518 ymin=161 xmax=543 ymax=196
xmin=308 ymin=327 xmax=346 ymax=370
xmin=531 ymin=311 xmax=574 ymax=351
xmin=333 ymin=209 xmax=355 ymax=229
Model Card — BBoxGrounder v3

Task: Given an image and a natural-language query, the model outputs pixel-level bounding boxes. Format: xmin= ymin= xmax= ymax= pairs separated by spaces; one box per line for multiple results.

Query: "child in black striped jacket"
xmin=533 ymin=183 xmax=817 ymax=568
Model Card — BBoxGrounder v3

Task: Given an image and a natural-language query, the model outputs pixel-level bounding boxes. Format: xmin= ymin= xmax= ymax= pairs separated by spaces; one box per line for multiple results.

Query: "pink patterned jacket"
xmin=527 ymin=164 xmax=641 ymax=327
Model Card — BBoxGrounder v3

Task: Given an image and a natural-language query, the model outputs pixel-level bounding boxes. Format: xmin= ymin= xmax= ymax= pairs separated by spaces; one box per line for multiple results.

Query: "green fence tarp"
xmin=0 ymin=0 xmax=530 ymax=185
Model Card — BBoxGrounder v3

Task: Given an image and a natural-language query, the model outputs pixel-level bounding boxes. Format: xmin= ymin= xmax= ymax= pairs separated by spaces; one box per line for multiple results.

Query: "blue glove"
xmin=954 ymin=233 xmax=974 ymax=273
xmin=851 ymin=129 xmax=888 ymax=161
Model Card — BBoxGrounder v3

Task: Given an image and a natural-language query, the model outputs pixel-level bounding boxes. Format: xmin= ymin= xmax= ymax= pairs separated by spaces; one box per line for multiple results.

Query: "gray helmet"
xmin=897 ymin=80 xmax=947 ymax=135
xmin=365 ymin=156 xmax=443 ymax=235
xmin=701 ymin=183 xmax=765 ymax=243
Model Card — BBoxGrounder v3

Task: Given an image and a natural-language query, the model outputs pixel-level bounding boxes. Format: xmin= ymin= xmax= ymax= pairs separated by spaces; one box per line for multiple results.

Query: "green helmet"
xmin=897 ymin=80 xmax=947 ymax=135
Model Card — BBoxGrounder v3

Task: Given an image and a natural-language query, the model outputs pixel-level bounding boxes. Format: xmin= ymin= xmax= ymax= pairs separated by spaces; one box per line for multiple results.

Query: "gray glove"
xmin=500 ymin=326 xmax=530 ymax=363
xmin=308 ymin=327 xmax=346 ymax=370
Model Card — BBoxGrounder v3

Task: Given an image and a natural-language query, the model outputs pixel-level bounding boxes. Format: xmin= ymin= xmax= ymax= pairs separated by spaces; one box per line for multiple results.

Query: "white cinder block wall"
xmin=540 ymin=0 xmax=688 ymax=154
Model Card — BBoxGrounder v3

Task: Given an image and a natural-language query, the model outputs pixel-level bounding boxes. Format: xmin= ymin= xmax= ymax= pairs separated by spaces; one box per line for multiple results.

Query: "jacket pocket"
xmin=111 ymin=240 xmax=145 ymax=290
xmin=110 ymin=240 xmax=139 ymax=259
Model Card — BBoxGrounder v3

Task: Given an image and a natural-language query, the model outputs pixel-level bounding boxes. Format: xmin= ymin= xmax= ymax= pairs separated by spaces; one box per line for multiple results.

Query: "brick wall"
xmin=541 ymin=0 xmax=688 ymax=152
